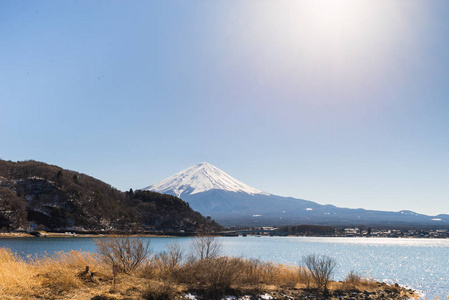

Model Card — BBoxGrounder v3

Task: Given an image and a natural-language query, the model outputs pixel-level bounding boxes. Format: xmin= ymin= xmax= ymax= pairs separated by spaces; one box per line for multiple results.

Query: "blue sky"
xmin=1 ymin=0 xmax=448 ymax=216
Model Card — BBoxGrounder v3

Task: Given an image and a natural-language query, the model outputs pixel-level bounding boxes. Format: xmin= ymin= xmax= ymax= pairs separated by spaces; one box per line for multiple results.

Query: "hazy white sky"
xmin=1 ymin=0 xmax=448 ymax=216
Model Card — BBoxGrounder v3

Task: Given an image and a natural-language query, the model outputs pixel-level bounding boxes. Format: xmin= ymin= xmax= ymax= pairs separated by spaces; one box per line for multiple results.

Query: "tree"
xmin=154 ymin=241 xmax=184 ymax=271
xmin=96 ymin=235 xmax=152 ymax=274
xmin=303 ymin=254 xmax=336 ymax=292
xmin=0 ymin=188 xmax=28 ymax=229
xmin=190 ymin=236 xmax=222 ymax=260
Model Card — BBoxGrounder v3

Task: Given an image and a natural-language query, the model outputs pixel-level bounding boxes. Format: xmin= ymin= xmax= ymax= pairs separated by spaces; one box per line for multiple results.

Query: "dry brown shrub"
xmin=240 ymin=259 xmax=280 ymax=285
xmin=142 ymin=280 xmax=181 ymax=300
xmin=342 ymin=271 xmax=379 ymax=291
xmin=175 ymin=256 xmax=244 ymax=298
xmin=271 ymin=263 xmax=299 ymax=287
xmin=146 ymin=241 xmax=184 ymax=280
xmin=237 ymin=259 xmax=299 ymax=287
xmin=256 ymin=260 xmax=279 ymax=283
xmin=238 ymin=258 xmax=264 ymax=285
xmin=96 ymin=236 xmax=152 ymax=274
xmin=174 ymin=256 xmax=300 ymax=292
xmin=298 ymin=266 xmax=313 ymax=289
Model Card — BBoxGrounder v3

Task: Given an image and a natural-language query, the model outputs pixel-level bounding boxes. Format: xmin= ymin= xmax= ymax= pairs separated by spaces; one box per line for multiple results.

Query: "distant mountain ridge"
xmin=0 ymin=159 xmax=221 ymax=232
xmin=144 ymin=163 xmax=449 ymax=227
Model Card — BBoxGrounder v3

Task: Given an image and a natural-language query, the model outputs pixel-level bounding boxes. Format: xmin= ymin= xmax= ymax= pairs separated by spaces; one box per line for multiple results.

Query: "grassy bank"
xmin=0 ymin=239 xmax=417 ymax=300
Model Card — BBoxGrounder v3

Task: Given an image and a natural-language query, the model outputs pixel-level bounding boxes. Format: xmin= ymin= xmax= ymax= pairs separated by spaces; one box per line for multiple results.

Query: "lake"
xmin=1 ymin=236 xmax=448 ymax=298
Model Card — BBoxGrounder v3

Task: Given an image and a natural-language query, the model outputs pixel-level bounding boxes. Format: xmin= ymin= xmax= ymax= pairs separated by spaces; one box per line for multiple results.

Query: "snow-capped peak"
xmin=143 ymin=162 xmax=269 ymax=197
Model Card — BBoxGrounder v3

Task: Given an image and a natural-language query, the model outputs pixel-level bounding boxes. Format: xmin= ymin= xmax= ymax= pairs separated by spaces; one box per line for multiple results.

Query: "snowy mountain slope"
xmin=178 ymin=190 xmax=448 ymax=227
xmin=143 ymin=162 xmax=269 ymax=197
xmin=143 ymin=163 xmax=449 ymax=227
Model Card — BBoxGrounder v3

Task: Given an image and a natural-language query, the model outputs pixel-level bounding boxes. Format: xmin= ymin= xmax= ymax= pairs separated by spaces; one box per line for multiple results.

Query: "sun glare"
xmin=282 ymin=0 xmax=402 ymax=81
xmin=299 ymin=1 xmax=367 ymax=40
xmin=222 ymin=0 xmax=417 ymax=111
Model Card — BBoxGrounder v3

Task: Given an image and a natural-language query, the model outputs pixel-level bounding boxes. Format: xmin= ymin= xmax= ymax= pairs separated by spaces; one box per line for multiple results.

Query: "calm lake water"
xmin=1 ymin=236 xmax=448 ymax=298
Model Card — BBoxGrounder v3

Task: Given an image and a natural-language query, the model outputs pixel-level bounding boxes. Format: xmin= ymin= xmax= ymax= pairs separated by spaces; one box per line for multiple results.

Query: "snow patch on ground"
xmin=184 ymin=294 xmax=271 ymax=300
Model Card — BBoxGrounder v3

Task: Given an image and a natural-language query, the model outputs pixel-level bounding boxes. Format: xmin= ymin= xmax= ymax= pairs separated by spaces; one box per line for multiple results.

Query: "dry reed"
xmin=341 ymin=270 xmax=379 ymax=291
xmin=0 ymin=248 xmax=39 ymax=298
xmin=0 ymin=248 xmax=109 ymax=299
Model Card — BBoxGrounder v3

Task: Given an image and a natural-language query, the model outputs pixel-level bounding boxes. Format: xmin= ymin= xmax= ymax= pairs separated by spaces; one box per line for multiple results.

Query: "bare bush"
xmin=154 ymin=242 xmax=184 ymax=269
xmin=148 ymin=241 xmax=184 ymax=280
xmin=95 ymin=235 xmax=151 ymax=274
xmin=206 ymin=257 xmax=244 ymax=297
xmin=246 ymin=260 xmax=297 ymax=287
xmin=190 ymin=236 xmax=222 ymax=260
xmin=164 ymin=241 xmax=184 ymax=269
xmin=177 ymin=256 xmax=244 ymax=298
xmin=298 ymin=266 xmax=312 ymax=289
xmin=342 ymin=271 xmax=378 ymax=291
xmin=142 ymin=281 xmax=180 ymax=300
xmin=343 ymin=270 xmax=362 ymax=290
xmin=239 ymin=258 xmax=263 ymax=285
xmin=303 ymin=254 xmax=336 ymax=291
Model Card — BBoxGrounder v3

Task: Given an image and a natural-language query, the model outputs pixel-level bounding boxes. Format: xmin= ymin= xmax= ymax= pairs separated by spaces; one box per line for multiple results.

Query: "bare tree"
xmin=303 ymin=254 xmax=336 ymax=291
xmin=190 ymin=236 xmax=222 ymax=260
xmin=154 ymin=241 xmax=184 ymax=270
xmin=96 ymin=235 xmax=151 ymax=274
xmin=166 ymin=241 xmax=184 ymax=268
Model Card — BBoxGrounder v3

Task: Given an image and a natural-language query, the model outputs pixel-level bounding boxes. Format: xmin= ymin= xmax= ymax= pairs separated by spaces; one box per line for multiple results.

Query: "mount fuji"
xmin=143 ymin=163 xmax=449 ymax=227
xmin=146 ymin=162 xmax=269 ymax=198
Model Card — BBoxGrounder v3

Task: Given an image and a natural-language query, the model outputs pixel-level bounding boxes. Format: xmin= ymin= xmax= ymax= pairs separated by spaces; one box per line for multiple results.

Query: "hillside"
xmin=0 ymin=159 xmax=221 ymax=232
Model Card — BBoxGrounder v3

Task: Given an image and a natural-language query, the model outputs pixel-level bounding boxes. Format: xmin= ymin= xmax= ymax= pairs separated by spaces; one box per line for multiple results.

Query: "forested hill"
xmin=0 ymin=159 xmax=221 ymax=233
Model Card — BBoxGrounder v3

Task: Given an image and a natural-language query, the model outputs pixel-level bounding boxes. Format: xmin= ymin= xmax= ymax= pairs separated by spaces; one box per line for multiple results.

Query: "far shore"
xmin=0 ymin=232 xmax=173 ymax=239
xmin=1 ymin=231 xmax=448 ymax=239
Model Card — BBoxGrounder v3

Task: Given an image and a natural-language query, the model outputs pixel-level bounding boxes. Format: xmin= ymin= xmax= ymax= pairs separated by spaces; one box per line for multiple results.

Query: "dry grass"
xmin=0 ymin=245 xmax=178 ymax=300
xmin=35 ymin=250 xmax=107 ymax=295
xmin=340 ymin=270 xmax=379 ymax=291
xmin=237 ymin=259 xmax=300 ymax=287
xmin=146 ymin=256 xmax=320 ymax=298
xmin=0 ymin=248 xmax=39 ymax=298
xmin=0 ymin=248 xmax=112 ymax=299
xmin=0 ymin=245 xmax=420 ymax=299
xmin=145 ymin=255 xmax=301 ymax=289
